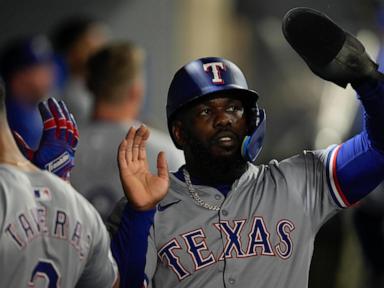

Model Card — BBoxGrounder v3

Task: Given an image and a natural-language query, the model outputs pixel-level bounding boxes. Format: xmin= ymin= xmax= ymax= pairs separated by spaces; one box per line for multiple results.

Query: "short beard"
xmin=183 ymin=132 xmax=248 ymax=184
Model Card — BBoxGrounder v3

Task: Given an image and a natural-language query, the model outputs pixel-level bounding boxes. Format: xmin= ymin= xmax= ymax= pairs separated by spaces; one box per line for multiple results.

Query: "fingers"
xmin=47 ymin=98 xmax=66 ymax=140
xmin=157 ymin=151 xmax=169 ymax=180
xmin=124 ymin=126 xmax=136 ymax=163
xmin=38 ymin=102 xmax=56 ymax=139
xmin=118 ymin=138 xmax=128 ymax=170
xmin=58 ymin=100 xmax=79 ymax=149
xmin=139 ymin=126 xmax=150 ymax=161
xmin=39 ymin=98 xmax=79 ymax=150
xmin=58 ymin=100 xmax=73 ymax=143
xmin=123 ymin=125 xmax=149 ymax=163
xmin=132 ymin=125 xmax=149 ymax=161
xmin=118 ymin=124 xmax=150 ymax=176
xmin=69 ymin=113 xmax=79 ymax=149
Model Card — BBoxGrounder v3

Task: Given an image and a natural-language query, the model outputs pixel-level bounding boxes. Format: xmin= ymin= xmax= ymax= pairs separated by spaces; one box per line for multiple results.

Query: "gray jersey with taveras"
xmin=145 ymin=146 xmax=342 ymax=288
xmin=0 ymin=164 xmax=117 ymax=288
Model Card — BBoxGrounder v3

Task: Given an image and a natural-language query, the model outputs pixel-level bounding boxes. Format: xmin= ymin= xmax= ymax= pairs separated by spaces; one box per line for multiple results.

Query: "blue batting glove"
xmin=13 ymin=98 xmax=79 ymax=180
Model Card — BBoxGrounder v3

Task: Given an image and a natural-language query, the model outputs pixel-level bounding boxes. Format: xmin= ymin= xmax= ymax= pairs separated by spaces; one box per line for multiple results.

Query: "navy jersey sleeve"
xmin=329 ymin=79 xmax=384 ymax=207
xmin=107 ymin=197 xmax=155 ymax=288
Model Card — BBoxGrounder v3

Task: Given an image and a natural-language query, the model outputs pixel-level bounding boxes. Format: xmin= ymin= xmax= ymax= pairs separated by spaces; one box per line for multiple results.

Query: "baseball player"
xmin=71 ymin=42 xmax=184 ymax=220
xmin=0 ymin=82 xmax=119 ymax=287
xmin=109 ymin=8 xmax=384 ymax=288
xmin=0 ymin=35 xmax=54 ymax=151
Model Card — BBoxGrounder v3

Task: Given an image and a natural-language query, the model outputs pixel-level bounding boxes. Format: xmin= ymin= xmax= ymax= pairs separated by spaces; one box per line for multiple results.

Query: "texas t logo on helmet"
xmin=203 ymin=62 xmax=226 ymax=84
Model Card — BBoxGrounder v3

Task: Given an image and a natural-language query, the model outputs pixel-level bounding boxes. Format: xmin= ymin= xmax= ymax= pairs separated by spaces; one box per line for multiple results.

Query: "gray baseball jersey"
xmin=144 ymin=146 xmax=342 ymax=288
xmin=0 ymin=164 xmax=117 ymax=288
xmin=71 ymin=121 xmax=185 ymax=220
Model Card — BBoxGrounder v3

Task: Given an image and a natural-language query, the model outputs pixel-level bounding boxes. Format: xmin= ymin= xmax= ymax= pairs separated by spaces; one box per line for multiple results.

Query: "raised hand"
xmin=13 ymin=98 xmax=79 ymax=180
xmin=118 ymin=125 xmax=169 ymax=211
xmin=282 ymin=7 xmax=383 ymax=88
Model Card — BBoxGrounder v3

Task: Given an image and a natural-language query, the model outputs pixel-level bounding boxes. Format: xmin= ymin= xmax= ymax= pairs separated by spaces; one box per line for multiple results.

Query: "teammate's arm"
xmin=76 ymin=202 xmax=119 ymax=288
xmin=108 ymin=198 xmax=155 ymax=287
xmin=326 ymin=81 xmax=384 ymax=208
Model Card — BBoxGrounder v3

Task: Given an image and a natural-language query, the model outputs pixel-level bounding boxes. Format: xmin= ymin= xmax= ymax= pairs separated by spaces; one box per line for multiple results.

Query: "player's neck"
xmin=0 ymin=122 xmax=36 ymax=171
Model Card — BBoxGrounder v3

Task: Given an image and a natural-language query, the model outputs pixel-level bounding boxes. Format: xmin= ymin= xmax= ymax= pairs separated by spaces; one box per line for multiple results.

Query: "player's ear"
xmin=172 ymin=120 xmax=186 ymax=148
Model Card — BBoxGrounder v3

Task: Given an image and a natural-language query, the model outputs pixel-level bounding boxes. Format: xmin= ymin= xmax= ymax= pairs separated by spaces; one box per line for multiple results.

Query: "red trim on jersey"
xmin=332 ymin=145 xmax=351 ymax=207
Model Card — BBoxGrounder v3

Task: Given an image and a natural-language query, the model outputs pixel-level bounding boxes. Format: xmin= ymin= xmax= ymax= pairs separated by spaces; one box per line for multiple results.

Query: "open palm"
xmin=118 ymin=125 xmax=169 ymax=211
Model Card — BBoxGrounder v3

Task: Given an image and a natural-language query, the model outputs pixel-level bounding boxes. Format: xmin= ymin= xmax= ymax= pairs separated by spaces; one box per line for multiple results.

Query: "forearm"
xmin=354 ymin=79 xmax=384 ymax=151
xmin=108 ymin=199 xmax=155 ymax=288
xmin=329 ymin=131 xmax=384 ymax=207
xmin=329 ymin=80 xmax=384 ymax=207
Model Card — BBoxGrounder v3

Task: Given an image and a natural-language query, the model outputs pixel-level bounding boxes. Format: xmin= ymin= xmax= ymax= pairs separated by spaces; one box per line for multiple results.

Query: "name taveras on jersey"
xmin=4 ymin=205 xmax=91 ymax=259
xmin=158 ymin=217 xmax=295 ymax=280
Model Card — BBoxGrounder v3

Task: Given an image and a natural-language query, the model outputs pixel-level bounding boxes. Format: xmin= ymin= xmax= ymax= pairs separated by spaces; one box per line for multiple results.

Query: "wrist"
xmin=128 ymin=202 xmax=157 ymax=213
xmin=352 ymin=74 xmax=381 ymax=94
xmin=126 ymin=203 xmax=156 ymax=217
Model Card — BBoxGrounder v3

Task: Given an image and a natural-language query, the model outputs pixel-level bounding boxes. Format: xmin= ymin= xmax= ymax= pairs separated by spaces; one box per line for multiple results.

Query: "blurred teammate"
xmin=51 ymin=16 xmax=108 ymax=124
xmin=70 ymin=41 xmax=184 ymax=219
xmin=0 ymin=82 xmax=119 ymax=287
xmin=0 ymin=35 xmax=55 ymax=150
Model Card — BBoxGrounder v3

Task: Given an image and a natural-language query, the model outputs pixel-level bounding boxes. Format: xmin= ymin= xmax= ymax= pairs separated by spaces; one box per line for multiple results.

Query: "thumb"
xmin=12 ymin=131 xmax=34 ymax=160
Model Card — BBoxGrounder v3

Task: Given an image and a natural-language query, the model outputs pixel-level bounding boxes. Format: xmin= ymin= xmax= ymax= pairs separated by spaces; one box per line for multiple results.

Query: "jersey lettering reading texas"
xmin=159 ymin=217 xmax=294 ymax=280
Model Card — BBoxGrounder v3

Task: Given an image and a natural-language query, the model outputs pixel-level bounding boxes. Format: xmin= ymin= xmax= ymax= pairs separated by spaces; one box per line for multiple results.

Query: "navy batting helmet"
xmin=166 ymin=57 xmax=266 ymax=162
xmin=0 ymin=35 xmax=53 ymax=82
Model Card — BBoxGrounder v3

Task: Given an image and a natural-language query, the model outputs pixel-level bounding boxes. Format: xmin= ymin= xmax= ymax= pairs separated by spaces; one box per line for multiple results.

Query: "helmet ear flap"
xmin=246 ymin=104 xmax=259 ymax=133
xmin=242 ymin=107 xmax=266 ymax=163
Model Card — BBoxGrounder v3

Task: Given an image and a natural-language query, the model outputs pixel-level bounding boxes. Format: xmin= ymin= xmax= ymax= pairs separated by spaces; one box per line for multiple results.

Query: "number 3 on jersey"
xmin=28 ymin=259 xmax=60 ymax=288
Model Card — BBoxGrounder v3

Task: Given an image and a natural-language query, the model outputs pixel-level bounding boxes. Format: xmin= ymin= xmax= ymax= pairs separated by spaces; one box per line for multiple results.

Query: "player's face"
xmin=182 ymin=96 xmax=248 ymax=159
xmin=11 ymin=64 xmax=54 ymax=104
